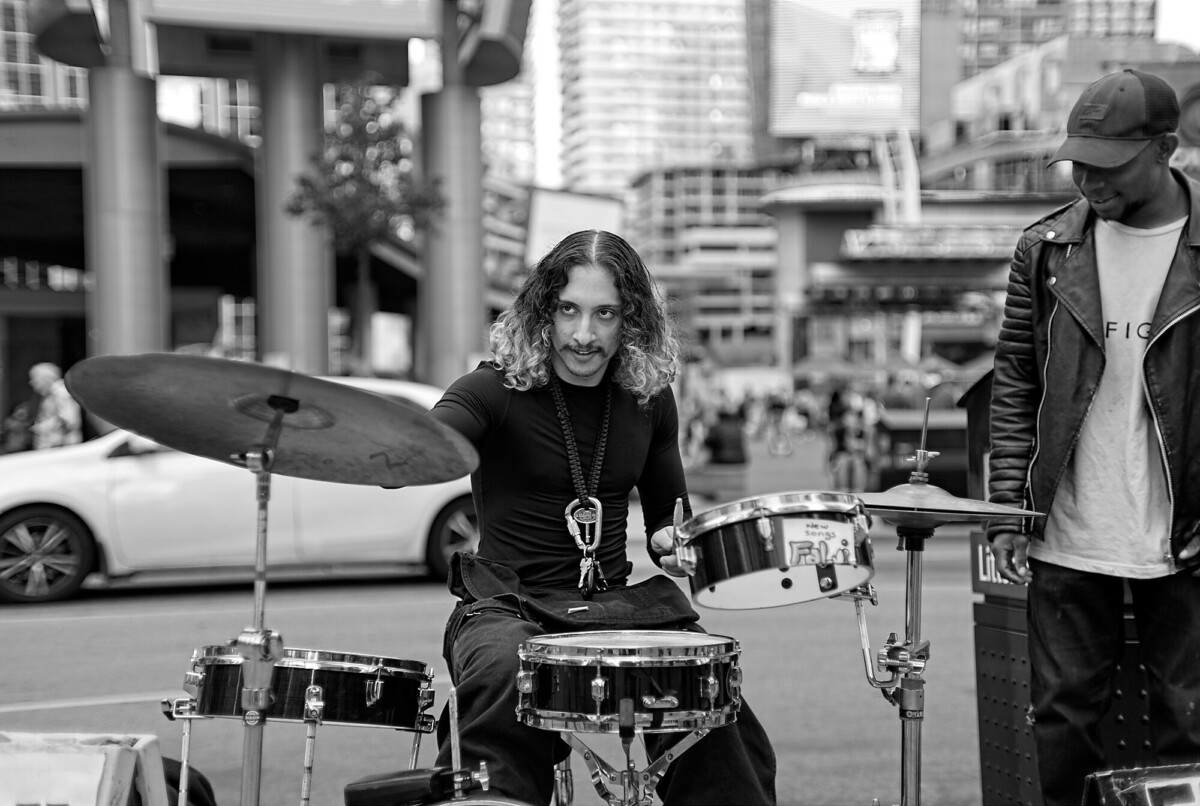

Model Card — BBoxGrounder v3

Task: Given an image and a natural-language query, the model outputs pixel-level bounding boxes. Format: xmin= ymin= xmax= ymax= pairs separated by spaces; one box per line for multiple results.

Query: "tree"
xmin=287 ymin=76 xmax=444 ymax=375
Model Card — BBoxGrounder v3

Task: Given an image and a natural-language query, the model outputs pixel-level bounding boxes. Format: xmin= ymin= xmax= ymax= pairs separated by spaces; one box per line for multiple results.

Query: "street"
xmin=0 ymin=433 xmax=986 ymax=805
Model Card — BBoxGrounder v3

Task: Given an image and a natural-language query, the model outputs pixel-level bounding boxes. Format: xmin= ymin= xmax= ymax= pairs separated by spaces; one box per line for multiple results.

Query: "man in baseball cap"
xmin=1049 ymin=68 xmax=1180 ymax=168
xmin=991 ymin=66 xmax=1200 ymax=806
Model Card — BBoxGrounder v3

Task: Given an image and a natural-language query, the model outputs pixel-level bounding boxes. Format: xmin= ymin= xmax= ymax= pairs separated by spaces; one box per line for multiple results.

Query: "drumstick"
xmin=649 ymin=497 xmax=685 ymax=556
xmin=449 ymin=685 xmax=462 ymax=772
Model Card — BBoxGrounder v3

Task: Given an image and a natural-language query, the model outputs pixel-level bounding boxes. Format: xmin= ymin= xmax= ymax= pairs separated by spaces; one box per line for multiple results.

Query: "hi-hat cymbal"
xmin=859 ymin=482 xmax=1040 ymax=529
xmin=65 ymin=353 xmax=478 ymax=487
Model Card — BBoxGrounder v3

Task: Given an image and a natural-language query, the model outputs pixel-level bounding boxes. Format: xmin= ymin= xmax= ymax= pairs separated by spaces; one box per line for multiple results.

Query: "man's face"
xmin=1071 ymin=139 xmax=1165 ymax=226
xmin=549 ymin=264 xmax=623 ymax=386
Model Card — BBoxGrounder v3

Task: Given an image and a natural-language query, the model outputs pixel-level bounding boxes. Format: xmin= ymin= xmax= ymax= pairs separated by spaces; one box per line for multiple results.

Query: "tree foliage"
xmin=286 ymin=77 xmax=444 ymax=254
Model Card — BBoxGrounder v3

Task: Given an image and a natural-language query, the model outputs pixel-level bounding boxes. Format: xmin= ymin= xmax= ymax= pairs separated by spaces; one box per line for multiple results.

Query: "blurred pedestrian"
xmin=28 ymin=362 xmax=82 ymax=449
xmin=1 ymin=397 xmax=37 ymax=453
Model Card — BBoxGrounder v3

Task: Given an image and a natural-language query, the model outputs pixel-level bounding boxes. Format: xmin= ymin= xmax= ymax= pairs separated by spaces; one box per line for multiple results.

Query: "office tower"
xmin=956 ymin=0 xmax=1156 ymax=80
xmin=0 ymin=0 xmax=87 ymax=109
xmin=558 ymin=0 xmax=754 ymax=198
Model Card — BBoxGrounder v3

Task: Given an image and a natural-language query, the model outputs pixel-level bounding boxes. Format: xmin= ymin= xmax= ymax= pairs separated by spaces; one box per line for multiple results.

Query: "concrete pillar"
xmin=417 ymin=0 xmax=485 ymax=388
xmin=255 ymin=33 xmax=330 ymax=373
xmin=83 ymin=5 xmax=168 ymax=357
xmin=773 ymin=209 xmax=810 ymax=369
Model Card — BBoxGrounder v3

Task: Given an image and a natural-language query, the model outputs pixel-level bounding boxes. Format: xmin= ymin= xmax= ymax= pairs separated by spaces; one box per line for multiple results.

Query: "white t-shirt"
xmin=1030 ymin=215 xmax=1185 ymax=578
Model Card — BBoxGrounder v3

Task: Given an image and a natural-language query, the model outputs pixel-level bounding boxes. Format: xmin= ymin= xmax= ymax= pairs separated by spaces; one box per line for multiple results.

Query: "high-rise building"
xmin=954 ymin=0 xmax=1157 ymax=80
xmin=558 ymin=0 xmax=754 ymax=198
xmin=0 ymin=0 xmax=87 ymax=109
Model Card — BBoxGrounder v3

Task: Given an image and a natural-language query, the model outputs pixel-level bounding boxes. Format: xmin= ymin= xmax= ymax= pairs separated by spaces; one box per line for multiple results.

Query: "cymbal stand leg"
xmin=161 ymin=698 xmax=199 ymax=805
xmin=243 ymin=447 xmax=276 ymax=633
xmin=178 ymin=720 xmax=192 ymax=806
xmin=408 ymin=730 xmax=423 ymax=772
xmin=233 ymin=394 xmax=295 ymax=632
xmin=299 ymin=684 xmax=324 ymax=806
xmin=895 ymin=526 xmax=932 ymax=806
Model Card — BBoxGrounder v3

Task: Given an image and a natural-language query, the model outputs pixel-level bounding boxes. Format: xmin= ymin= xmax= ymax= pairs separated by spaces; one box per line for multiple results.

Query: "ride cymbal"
xmin=859 ymin=483 xmax=1040 ymax=529
xmin=65 ymin=353 xmax=478 ymax=487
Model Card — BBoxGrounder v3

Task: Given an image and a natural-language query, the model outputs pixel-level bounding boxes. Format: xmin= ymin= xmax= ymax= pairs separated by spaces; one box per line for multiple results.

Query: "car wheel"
xmin=0 ymin=506 xmax=97 ymax=604
xmin=425 ymin=496 xmax=478 ymax=583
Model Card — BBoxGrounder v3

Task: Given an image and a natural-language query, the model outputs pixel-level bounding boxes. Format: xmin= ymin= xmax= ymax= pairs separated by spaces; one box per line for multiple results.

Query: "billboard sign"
xmin=770 ymin=0 xmax=920 ymax=138
xmin=143 ymin=0 xmax=439 ymax=39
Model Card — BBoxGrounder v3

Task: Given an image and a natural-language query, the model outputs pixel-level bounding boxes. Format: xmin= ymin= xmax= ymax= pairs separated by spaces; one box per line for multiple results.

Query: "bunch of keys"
xmin=566 ymin=497 xmax=607 ymax=597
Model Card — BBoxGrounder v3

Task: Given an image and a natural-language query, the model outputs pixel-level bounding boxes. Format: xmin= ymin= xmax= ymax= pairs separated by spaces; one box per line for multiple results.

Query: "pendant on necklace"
xmin=565 ymin=496 xmax=602 ymax=552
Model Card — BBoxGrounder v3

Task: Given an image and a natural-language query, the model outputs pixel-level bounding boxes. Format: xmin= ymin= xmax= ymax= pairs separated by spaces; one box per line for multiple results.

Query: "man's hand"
xmin=1178 ymin=522 xmax=1200 ymax=575
xmin=990 ymin=530 xmax=1033 ymax=585
xmin=649 ymin=525 xmax=687 ymax=577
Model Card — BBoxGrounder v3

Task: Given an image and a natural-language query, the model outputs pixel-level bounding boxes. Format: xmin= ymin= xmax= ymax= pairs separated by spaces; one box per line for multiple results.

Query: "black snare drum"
xmin=676 ymin=491 xmax=873 ymax=609
xmin=516 ymin=630 xmax=741 ymax=734
xmin=185 ymin=645 xmax=435 ymax=730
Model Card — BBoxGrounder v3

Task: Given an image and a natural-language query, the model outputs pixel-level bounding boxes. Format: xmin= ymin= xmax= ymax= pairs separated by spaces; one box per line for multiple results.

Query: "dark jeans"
xmin=1027 ymin=559 xmax=1200 ymax=806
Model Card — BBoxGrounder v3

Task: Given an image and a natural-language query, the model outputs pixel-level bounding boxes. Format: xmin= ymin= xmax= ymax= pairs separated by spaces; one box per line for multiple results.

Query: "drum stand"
xmin=844 ymin=528 xmax=932 ymax=806
xmin=163 ymin=396 xmax=293 ymax=806
xmin=849 ymin=416 xmax=1038 ymax=806
xmin=556 ymin=702 xmax=710 ymax=806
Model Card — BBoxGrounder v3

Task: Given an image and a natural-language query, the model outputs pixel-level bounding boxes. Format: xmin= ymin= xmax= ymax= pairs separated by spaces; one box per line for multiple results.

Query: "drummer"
xmin=427 ymin=230 xmax=777 ymax=804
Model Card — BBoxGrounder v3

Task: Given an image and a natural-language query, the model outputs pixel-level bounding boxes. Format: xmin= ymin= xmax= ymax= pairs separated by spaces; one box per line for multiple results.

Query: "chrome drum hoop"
xmin=515 ymin=630 xmax=742 ymax=734
xmin=184 ymin=644 xmax=435 ymax=730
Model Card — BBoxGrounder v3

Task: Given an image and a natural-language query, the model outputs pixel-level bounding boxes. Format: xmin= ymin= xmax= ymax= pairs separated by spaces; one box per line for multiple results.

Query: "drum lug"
xmin=304 ymin=684 xmax=325 ymax=722
xmin=364 ymin=677 xmax=383 ymax=708
xmin=182 ymin=670 xmax=204 ymax=697
xmin=754 ymin=509 xmax=775 ymax=551
xmin=516 ymin=669 xmax=535 ymax=695
xmin=591 ymin=670 xmax=608 ymax=704
xmin=727 ymin=665 xmax=743 ymax=700
xmin=699 ymin=674 xmax=719 ymax=703
xmin=415 ymin=713 xmax=437 ymax=733
xmin=418 ymin=687 xmax=435 ymax=712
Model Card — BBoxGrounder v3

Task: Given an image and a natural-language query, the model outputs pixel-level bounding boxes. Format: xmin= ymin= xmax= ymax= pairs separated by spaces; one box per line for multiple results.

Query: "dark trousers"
xmin=1027 ymin=559 xmax=1200 ymax=806
xmin=435 ymin=606 xmax=777 ymax=805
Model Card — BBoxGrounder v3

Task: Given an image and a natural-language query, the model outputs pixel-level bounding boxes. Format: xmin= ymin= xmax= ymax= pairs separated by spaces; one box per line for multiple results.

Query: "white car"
xmin=0 ymin=377 xmax=478 ymax=604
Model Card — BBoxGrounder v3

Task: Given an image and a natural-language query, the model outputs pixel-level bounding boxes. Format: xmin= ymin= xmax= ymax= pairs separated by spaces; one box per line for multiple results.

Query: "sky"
xmin=1156 ymin=0 xmax=1200 ymax=53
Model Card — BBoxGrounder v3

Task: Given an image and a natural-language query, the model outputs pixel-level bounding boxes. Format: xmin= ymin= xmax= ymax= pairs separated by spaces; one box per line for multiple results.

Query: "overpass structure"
xmin=20 ymin=0 xmax=528 ymax=389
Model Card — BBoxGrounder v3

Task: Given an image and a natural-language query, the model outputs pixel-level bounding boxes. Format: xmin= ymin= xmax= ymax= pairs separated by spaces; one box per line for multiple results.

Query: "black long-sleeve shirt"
xmin=429 ymin=363 xmax=691 ymax=590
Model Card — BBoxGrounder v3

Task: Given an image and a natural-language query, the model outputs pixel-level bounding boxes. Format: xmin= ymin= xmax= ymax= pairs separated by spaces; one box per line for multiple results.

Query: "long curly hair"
xmin=490 ymin=230 xmax=680 ymax=406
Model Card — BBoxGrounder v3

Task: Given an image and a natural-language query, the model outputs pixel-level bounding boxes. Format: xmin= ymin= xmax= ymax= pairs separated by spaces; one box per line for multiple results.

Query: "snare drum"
xmin=185 ymin=645 xmax=435 ymax=730
xmin=676 ymin=490 xmax=873 ymax=609
xmin=516 ymin=630 xmax=741 ymax=734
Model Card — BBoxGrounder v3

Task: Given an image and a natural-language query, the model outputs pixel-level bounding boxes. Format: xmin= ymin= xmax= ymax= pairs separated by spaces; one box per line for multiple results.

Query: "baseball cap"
xmin=1048 ymin=69 xmax=1179 ymax=168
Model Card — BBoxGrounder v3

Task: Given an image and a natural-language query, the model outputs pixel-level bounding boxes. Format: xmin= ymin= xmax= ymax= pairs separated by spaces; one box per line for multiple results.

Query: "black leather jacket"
xmin=988 ymin=169 xmax=1200 ymax=569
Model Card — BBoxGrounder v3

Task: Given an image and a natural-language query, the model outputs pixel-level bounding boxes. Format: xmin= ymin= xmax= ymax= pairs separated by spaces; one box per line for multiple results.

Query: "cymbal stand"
xmin=228 ymin=393 xmax=297 ymax=806
xmin=557 ymin=701 xmax=710 ymax=806
xmin=843 ymin=411 xmax=941 ymax=806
